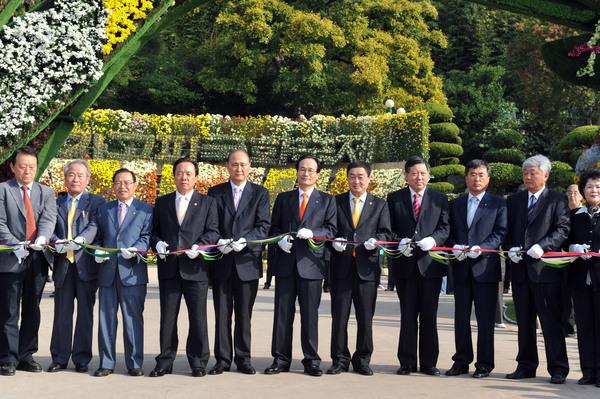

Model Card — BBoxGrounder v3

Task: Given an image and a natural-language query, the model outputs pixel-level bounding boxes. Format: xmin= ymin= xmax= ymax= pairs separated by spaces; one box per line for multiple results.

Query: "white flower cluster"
xmin=0 ymin=0 xmax=107 ymax=137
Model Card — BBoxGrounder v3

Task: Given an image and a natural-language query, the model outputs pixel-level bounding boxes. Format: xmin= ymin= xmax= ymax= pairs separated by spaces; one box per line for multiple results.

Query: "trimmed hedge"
xmin=489 ymin=129 xmax=524 ymax=148
xmin=489 ymin=162 xmax=522 ymax=194
xmin=430 ymin=122 xmax=460 ymax=141
xmin=430 ymin=142 xmax=464 ymax=159
xmin=423 ymin=103 xmax=454 ymax=123
xmin=484 ymin=148 xmax=526 ymax=164
xmin=557 ymin=125 xmax=599 ymax=165
xmin=548 ymin=161 xmax=575 ymax=190
xmin=430 ymin=164 xmax=465 ymax=179
xmin=429 ymin=181 xmax=455 ymax=193
xmin=440 ymin=157 xmax=460 ymax=165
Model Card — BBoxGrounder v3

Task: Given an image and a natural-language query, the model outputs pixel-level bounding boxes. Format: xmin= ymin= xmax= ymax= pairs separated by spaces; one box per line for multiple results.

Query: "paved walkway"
xmin=2 ymin=267 xmax=593 ymax=398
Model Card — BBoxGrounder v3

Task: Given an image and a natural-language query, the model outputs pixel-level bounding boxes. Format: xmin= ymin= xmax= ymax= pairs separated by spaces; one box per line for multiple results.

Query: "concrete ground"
xmin=1 ymin=267 xmax=593 ymax=399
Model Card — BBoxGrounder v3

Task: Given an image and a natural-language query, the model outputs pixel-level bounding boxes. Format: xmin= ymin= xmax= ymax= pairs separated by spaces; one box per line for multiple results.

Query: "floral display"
xmin=369 ymin=168 xmax=406 ymax=198
xmin=102 ymin=0 xmax=155 ymax=55
xmin=263 ymin=168 xmax=297 ymax=209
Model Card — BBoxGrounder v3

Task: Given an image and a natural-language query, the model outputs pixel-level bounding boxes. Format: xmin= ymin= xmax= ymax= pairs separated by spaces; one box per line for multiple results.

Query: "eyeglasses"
xmin=298 ymin=168 xmax=317 ymax=175
xmin=229 ymin=163 xmax=249 ymax=168
xmin=114 ymin=181 xmax=135 ymax=187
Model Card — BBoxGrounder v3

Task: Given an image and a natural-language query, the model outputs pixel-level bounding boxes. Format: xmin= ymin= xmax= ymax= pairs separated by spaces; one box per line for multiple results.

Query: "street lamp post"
xmin=384 ymin=99 xmax=395 ymax=114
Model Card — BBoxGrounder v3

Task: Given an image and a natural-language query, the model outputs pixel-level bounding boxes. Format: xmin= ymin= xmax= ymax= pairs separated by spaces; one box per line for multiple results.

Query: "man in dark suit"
xmin=0 ymin=146 xmax=57 ymax=376
xmin=446 ymin=159 xmax=507 ymax=379
xmin=387 ymin=155 xmax=450 ymax=376
xmin=47 ymin=160 xmax=105 ymax=373
xmin=149 ymin=158 xmax=220 ymax=378
xmin=505 ymin=154 xmax=570 ymax=384
xmin=93 ymin=168 xmax=153 ymax=377
xmin=207 ymin=150 xmax=270 ymax=375
xmin=328 ymin=161 xmax=391 ymax=376
xmin=265 ymin=155 xmax=337 ymax=377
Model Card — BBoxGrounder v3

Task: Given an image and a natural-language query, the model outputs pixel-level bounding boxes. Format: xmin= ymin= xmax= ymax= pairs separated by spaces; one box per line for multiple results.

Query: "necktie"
xmin=413 ymin=192 xmax=421 ymax=219
xmin=467 ymin=196 xmax=479 ymax=228
xmin=233 ymin=187 xmax=241 ymax=210
xmin=299 ymin=192 xmax=308 ymax=220
xmin=352 ymin=197 xmax=361 ymax=228
xmin=67 ymin=198 xmax=77 ymax=263
xmin=118 ymin=202 xmax=127 ymax=226
xmin=177 ymin=196 xmax=187 ymax=225
xmin=22 ymin=186 xmax=37 ymax=241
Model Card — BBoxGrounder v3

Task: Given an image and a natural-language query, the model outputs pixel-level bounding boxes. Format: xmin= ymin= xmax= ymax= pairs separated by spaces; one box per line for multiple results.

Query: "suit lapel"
xmin=235 ymin=182 xmax=253 ymax=218
xmin=340 ymin=192 xmax=353 ymax=230
xmin=469 ymin=193 xmax=488 ymax=229
xmin=417 ymin=189 xmax=431 ymax=229
xmin=291 ymin=190 xmax=300 ymax=226
xmin=74 ymin=192 xmax=89 ymax=224
xmin=118 ymin=200 xmax=138 ymax=231
xmin=356 ymin=193 xmax=375 ymax=230
xmin=30 ymin=183 xmax=41 ymax=221
xmin=527 ymin=188 xmax=547 ymax=225
xmin=224 ymin=183 xmax=236 ymax=216
xmin=401 ymin=188 xmax=414 ymax=221
xmin=301 ymin=190 xmax=320 ymax=225
xmin=9 ymin=180 xmax=25 ymax=218
xmin=57 ymin=195 xmax=68 ymax=225
xmin=181 ymin=192 xmax=200 ymax=226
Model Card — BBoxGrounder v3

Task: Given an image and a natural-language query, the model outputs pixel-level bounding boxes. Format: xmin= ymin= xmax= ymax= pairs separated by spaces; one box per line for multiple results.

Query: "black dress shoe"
xmin=264 ymin=363 xmax=290 ymax=375
xmin=209 ymin=362 xmax=230 ymax=375
xmin=128 ymin=368 xmax=144 ymax=376
xmin=191 ymin=367 xmax=206 ymax=377
xmin=355 ymin=365 xmax=373 ymax=376
xmin=263 ymin=282 xmax=271 ymax=290
xmin=506 ymin=369 xmax=536 ymax=379
xmin=304 ymin=365 xmax=323 ymax=377
xmin=149 ymin=366 xmax=172 ymax=377
xmin=420 ymin=367 xmax=441 ymax=376
xmin=396 ymin=365 xmax=414 ymax=375
xmin=17 ymin=360 xmax=42 ymax=372
xmin=550 ymin=374 xmax=566 ymax=384
xmin=326 ymin=363 xmax=348 ymax=375
xmin=473 ymin=368 xmax=491 ymax=378
xmin=93 ymin=368 xmax=113 ymax=377
xmin=237 ymin=364 xmax=256 ymax=375
xmin=47 ymin=362 xmax=67 ymax=373
xmin=0 ymin=364 xmax=16 ymax=376
xmin=577 ymin=375 xmax=595 ymax=385
xmin=75 ymin=363 xmax=88 ymax=373
xmin=445 ymin=365 xmax=468 ymax=376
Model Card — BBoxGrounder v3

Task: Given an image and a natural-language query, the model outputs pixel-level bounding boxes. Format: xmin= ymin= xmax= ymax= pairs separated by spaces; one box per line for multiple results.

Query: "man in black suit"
xmin=207 ymin=150 xmax=270 ymax=375
xmin=47 ymin=160 xmax=105 ymax=373
xmin=149 ymin=158 xmax=220 ymax=378
xmin=387 ymin=156 xmax=450 ymax=376
xmin=328 ymin=161 xmax=391 ymax=376
xmin=505 ymin=154 xmax=570 ymax=384
xmin=265 ymin=155 xmax=337 ymax=377
xmin=446 ymin=159 xmax=507 ymax=379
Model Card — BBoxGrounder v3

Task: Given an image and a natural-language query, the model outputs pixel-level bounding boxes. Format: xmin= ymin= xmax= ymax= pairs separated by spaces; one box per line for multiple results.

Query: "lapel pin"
xmin=194 ymin=202 xmax=197 ymax=206
xmin=369 ymin=201 xmax=373 ymax=206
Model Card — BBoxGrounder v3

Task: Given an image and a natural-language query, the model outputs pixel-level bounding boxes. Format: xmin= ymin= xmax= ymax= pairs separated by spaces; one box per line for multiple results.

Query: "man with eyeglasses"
xmin=265 ymin=155 xmax=337 ymax=377
xmin=207 ymin=150 xmax=270 ymax=375
xmin=93 ymin=168 xmax=153 ymax=377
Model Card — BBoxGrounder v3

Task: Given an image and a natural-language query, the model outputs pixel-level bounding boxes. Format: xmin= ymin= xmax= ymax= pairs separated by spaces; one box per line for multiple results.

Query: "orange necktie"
xmin=22 ymin=186 xmax=37 ymax=241
xmin=299 ymin=192 xmax=308 ymax=220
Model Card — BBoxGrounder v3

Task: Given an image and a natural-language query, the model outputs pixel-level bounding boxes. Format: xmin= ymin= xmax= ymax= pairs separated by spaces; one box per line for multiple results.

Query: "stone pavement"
xmin=1 ymin=267 xmax=593 ymax=399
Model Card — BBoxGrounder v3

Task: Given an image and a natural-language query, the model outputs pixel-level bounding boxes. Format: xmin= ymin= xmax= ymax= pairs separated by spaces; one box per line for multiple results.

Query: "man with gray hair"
xmin=47 ymin=160 xmax=105 ymax=373
xmin=505 ymin=155 xmax=570 ymax=384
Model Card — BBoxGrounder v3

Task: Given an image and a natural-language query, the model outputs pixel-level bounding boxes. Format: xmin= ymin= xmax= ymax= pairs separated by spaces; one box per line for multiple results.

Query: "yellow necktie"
xmin=66 ymin=198 xmax=77 ymax=263
xmin=352 ymin=197 xmax=361 ymax=228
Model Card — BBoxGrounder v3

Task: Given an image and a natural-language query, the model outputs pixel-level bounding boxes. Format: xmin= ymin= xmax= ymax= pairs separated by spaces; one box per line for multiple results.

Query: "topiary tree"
xmin=556 ymin=125 xmax=600 ymax=165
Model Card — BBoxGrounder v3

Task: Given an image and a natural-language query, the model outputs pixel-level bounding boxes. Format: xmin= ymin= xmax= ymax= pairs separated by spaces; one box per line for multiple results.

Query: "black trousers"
xmin=155 ymin=276 xmax=209 ymax=369
xmin=330 ymin=264 xmax=377 ymax=368
xmin=271 ymin=267 xmax=322 ymax=368
xmin=50 ymin=263 xmax=97 ymax=366
xmin=572 ymin=284 xmax=600 ymax=379
xmin=452 ymin=278 xmax=497 ymax=371
xmin=212 ymin=269 xmax=258 ymax=368
xmin=0 ymin=254 xmax=47 ymax=365
xmin=512 ymin=280 xmax=569 ymax=376
xmin=395 ymin=273 xmax=442 ymax=369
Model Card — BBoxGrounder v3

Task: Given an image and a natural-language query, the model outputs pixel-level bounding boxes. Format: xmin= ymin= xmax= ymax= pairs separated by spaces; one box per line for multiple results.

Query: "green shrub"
xmin=440 ymin=157 xmax=460 ymax=165
xmin=484 ymin=148 xmax=526 ymax=164
xmin=422 ymin=103 xmax=454 ymax=123
xmin=429 ymin=181 xmax=454 ymax=193
xmin=551 ymin=160 xmax=573 ymax=171
xmin=489 ymin=129 xmax=525 ymax=148
xmin=430 ymin=164 xmax=465 ymax=179
xmin=489 ymin=162 xmax=522 ymax=194
xmin=556 ymin=125 xmax=599 ymax=164
xmin=549 ymin=169 xmax=575 ymax=190
xmin=430 ymin=122 xmax=460 ymax=141
xmin=430 ymin=142 xmax=464 ymax=159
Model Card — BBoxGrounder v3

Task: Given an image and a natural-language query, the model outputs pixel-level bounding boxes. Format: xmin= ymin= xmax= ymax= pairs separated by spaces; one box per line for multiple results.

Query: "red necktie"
xmin=299 ymin=192 xmax=308 ymax=220
xmin=22 ymin=186 xmax=37 ymax=241
xmin=413 ymin=192 xmax=421 ymax=219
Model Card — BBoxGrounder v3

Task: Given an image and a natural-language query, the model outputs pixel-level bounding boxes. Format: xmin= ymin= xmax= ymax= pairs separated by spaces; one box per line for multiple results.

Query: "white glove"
xmin=155 ymin=241 xmax=169 ymax=260
xmin=54 ymin=239 xmax=68 ymax=254
xmin=398 ymin=238 xmax=413 ymax=257
xmin=65 ymin=236 xmax=85 ymax=252
xmin=296 ymin=228 xmax=314 ymax=240
xmin=364 ymin=238 xmax=378 ymax=251
xmin=186 ymin=244 xmax=201 ymax=259
xmin=416 ymin=236 xmax=436 ymax=251
xmin=277 ymin=235 xmax=293 ymax=253
xmin=570 ymin=243 xmax=591 ymax=260
xmin=94 ymin=249 xmax=109 ymax=263
xmin=526 ymin=244 xmax=544 ymax=260
xmin=120 ymin=247 xmax=138 ymax=259
xmin=508 ymin=246 xmax=523 ymax=263
xmin=13 ymin=244 xmax=29 ymax=264
xmin=332 ymin=237 xmax=347 ymax=252
xmin=452 ymin=244 xmax=469 ymax=261
xmin=467 ymin=245 xmax=482 ymax=259
xmin=29 ymin=236 xmax=47 ymax=251
xmin=231 ymin=237 xmax=247 ymax=252
xmin=217 ymin=238 xmax=234 ymax=254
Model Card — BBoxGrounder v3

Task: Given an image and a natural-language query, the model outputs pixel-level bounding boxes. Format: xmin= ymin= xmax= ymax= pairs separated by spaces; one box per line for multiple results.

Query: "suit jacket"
xmin=269 ymin=189 xmax=337 ymax=279
xmin=150 ymin=191 xmax=220 ymax=282
xmin=96 ymin=199 xmax=153 ymax=287
xmin=0 ymin=179 xmax=57 ymax=274
xmin=330 ymin=192 xmax=391 ymax=282
xmin=505 ymin=188 xmax=570 ymax=284
xmin=50 ymin=192 xmax=106 ymax=288
xmin=207 ymin=182 xmax=270 ymax=281
xmin=564 ymin=207 xmax=600 ymax=289
xmin=448 ymin=192 xmax=507 ymax=283
xmin=387 ymin=187 xmax=450 ymax=279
